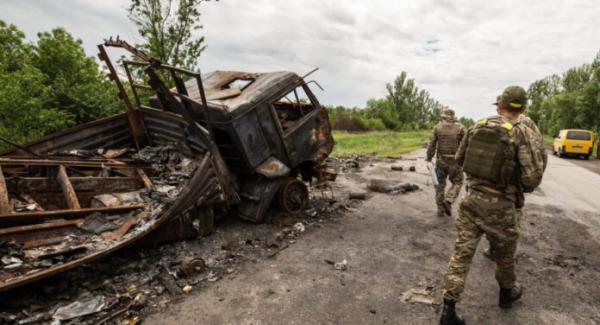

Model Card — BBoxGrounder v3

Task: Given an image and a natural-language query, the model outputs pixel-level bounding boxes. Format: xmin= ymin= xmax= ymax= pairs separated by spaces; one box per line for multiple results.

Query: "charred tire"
xmin=278 ymin=178 xmax=309 ymax=214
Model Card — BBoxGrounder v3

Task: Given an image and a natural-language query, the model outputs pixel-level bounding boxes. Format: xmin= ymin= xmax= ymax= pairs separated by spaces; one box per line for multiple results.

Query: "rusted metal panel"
xmin=0 ymin=114 xmax=132 ymax=156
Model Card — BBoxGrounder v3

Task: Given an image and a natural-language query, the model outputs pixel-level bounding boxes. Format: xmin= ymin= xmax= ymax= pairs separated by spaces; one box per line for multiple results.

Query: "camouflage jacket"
xmin=455 ymin=115 xmax=545 ymax=202
xmin=426 ymin=121 xmax=466 ymax=161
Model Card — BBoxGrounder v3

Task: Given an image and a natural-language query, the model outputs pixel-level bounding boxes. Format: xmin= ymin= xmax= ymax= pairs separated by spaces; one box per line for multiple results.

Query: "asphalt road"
xmin=528 ymin=154 xmax=600 ymax=240
xmin=146 ymin=150 xmax=600 ymax=325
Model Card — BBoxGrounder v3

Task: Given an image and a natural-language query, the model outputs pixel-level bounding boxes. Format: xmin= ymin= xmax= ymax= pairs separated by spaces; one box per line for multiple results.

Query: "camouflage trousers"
xmin=443 ymin=190 xmax=520 ymax=301
xmin=436 ymin=158 xmax=464 ymax=206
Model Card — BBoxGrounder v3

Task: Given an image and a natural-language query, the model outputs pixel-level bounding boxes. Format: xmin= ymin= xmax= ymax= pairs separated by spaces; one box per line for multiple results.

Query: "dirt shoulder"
xmin=145 ymin=150 xmax=600 ymax=325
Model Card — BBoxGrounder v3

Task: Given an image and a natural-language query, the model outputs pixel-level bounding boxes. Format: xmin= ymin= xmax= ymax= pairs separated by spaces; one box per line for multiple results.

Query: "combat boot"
xmin=437 ymin=206 xmax=445 ymax=217
xmin=499 ymin=285 xmax=523 ymax=309
xmin=439 ymin=299 xmax=465 ymax=325
xmin=443 ymin=200 xmax=452 ymax=216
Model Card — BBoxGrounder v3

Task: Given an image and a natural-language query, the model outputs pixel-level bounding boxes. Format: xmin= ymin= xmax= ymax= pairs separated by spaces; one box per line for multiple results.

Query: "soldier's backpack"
xmin=463 ymin=118 xmax=517 ymax=188
xmin=517 ymin=125 xmax=545 ymax=192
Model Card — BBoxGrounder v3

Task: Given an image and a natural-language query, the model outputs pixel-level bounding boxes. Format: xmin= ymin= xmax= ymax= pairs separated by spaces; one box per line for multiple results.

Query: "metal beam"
xmin=56 ymin=165 xmax=81 ymax=209
xmin=0 ymin=166 xmax=9 ymax=215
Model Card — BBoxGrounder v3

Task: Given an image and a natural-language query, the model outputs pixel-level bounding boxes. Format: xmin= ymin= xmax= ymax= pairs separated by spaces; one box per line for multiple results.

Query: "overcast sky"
xmin=2 ymin=0 xmax=599 ymax=119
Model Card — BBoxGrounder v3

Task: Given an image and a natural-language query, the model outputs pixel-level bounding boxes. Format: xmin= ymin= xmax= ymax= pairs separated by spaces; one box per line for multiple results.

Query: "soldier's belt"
xmin=467 ymin=189 xmax=512 ymax=203
xmin=438 ymin=154 xmax=456 ymax=160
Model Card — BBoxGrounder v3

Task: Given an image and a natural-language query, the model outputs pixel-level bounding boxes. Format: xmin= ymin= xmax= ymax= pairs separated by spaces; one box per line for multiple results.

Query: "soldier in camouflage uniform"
xmin=426 ymin=109 xmax=466 ymax=217
xmin=482 ymin=96 xmax=548 ymax=260
xmin=439 ymin=86 xmax=545 ymax=325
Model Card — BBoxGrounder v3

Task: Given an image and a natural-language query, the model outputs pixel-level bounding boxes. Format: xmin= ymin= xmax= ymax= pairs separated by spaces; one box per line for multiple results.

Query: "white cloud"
xmin=1 ymin=0 xmax=599 ymax=119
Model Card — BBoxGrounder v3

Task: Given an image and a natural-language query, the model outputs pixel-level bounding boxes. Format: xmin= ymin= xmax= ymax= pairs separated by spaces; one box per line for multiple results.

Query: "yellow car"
xmin=553 ymin=129 xmax=595 ymax=159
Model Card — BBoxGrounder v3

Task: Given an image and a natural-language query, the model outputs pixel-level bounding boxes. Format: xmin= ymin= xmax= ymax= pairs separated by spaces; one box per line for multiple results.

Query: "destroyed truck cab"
xmin=151 ymin=70 xmax=335 ymax=222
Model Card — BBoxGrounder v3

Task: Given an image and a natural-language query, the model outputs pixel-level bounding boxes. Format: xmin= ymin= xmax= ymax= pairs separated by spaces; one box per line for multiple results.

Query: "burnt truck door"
xmin=270 ymin=83 xmax=322 ymax=167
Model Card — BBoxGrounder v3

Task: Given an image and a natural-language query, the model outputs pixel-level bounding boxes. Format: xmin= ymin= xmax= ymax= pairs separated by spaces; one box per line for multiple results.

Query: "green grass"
xmin=543 ymin=134 xmax=554 ymax=146
xmin=332 ymin=130 xmax=430 ymax=157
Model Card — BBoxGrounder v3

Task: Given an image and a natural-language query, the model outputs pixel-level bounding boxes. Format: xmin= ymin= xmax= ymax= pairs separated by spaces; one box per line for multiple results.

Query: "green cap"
xmin=501 ymin=86 xmax=527 ymax=110
xmin=491 ymin=95 xmax=501 ymax=106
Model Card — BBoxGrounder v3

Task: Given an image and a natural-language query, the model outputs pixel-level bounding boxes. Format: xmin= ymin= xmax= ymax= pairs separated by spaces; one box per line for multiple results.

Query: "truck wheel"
xmin=558 ymin=148 xmax=564 ymax=158
xmin=278 ymin=178 xmax=308 ymax=214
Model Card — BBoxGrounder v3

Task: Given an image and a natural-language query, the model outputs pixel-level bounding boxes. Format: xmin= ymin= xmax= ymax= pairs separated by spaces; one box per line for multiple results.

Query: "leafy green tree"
xmin=32 ymin=28 xmax=122 ymax=123
xmin=0 ymin=21 xmax=124 ymax=149
xmin=128 ymin=0 xmax=211 ymax=71
xmin=528 ymin=50 xmax=600 ymax=136
xmin=0 ymin=21 xmax=33 ymax=72
xmin=0 ymin=22 xmax=72 ymax=148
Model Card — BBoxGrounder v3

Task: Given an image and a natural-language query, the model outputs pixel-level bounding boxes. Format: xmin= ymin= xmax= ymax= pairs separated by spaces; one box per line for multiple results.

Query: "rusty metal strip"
xmin=0 ymin=166 xmax=9 ymax=215
xmin=22 ymin=237 xmax=64 ymax=249
xmin=57 ymin=165 xmax=81 ymax=209
xmin=136 ymin=168 xmax=153 ymax=189
xmin=98 ymin=44 xmax=148 ymax=150
xmin=0 ymin=219 xmax=83 ymax=236
xmin=0 ymin=205 xmax=145 ymax=223
xmin=102 ymin=215 xmax=136 ymax=240
xmin=0 ymin=158 xmax=138 ymax=168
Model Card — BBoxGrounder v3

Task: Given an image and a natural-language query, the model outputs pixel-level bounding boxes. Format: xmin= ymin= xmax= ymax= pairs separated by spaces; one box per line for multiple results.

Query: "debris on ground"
xmin=391 ymin=165 xmax=404 ymax=171
xmin=348 ymin=192 xmax=367 ymax=200
xmin=325 ymin=258 xmax=348 ymax=271
xmin=401 ymin=287 xmax=437 ymax=306
xmin=179 ymin=256 xmax=206 ymax=277
xmin=53 ymin=295 xmax=106 ymax=321
xmin=293 ymin=223 xmax=306 ymax=233
xmin=367 ymin=179 xmax=420 ymax=194
xmin=334 ymin=259 xmax=348 ymax=271
xmin=182 ymin=285 xmax=193 ymax=294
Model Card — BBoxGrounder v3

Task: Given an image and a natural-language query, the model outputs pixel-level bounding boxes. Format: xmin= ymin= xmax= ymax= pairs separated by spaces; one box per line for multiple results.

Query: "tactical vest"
xmin=436 ymin=122 xmax=462 ymax=156
xmin=463 ymin=118 xmax=517 ymax=189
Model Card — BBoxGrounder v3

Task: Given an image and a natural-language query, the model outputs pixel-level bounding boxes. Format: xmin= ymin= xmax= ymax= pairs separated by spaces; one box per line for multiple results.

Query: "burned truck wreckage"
xmin=0 ymin=38 xmax=335 ymax=292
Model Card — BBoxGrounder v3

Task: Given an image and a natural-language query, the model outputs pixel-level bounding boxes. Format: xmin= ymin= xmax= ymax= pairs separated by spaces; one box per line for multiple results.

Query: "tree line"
xmin=0 ymin=0 xmax=209 ymax=150
xmin=327 ymin=71 xmax=474 ymax=132
xmin=0 ymin=21 xmax=123 ymax=147
xmin=527 ymin=51 xmax=600 ymax=137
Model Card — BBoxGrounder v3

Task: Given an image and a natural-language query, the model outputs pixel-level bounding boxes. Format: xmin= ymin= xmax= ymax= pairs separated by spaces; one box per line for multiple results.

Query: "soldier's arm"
xmin=455 ymin=128 xmax=470 ymax=166
xmin=426 ymin=127 xmax=438 ymax=161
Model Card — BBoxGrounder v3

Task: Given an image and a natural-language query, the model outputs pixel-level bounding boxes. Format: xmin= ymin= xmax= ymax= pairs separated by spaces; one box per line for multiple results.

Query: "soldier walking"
xmin=439 ymin=86 xmax=546 ymax=325
xmin=426 ymin=108 xmax=466 ymax=217
xmin=482 ymin=96 xmax=547 ymax=260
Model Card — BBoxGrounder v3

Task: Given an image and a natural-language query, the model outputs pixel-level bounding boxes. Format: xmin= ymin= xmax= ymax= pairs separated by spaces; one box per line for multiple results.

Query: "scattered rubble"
xmin=334 ymin=259 xmax=348 ymax=271
xmin=401 ymin=287 xmax=436 ymax=306
xmin=348 ymin=192 xmax=367 ymax=200
xmin=0 ymin=193 xmax=352 ymax=324
xmin=367 ymin=179 xmax=420 ymax=194
xmin=53 ymin=295 xmax=106 ymax=321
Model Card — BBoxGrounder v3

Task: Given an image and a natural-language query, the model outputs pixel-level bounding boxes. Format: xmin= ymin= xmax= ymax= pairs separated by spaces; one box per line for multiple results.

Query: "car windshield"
xmin=566 ymin=131 xmax=591 ymax=141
